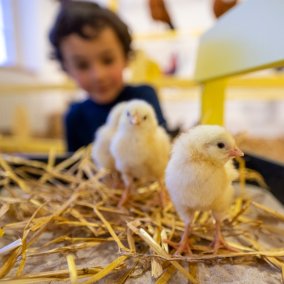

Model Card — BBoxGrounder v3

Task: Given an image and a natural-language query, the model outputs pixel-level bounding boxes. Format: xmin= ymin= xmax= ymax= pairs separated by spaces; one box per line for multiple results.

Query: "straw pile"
xmin=0 ymin=147 xmax=284 ymax=283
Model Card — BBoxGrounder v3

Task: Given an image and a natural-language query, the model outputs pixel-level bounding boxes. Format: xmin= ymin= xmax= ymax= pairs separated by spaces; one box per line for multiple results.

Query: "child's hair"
xmin=49 ymin=1 xmax=133 ymax=69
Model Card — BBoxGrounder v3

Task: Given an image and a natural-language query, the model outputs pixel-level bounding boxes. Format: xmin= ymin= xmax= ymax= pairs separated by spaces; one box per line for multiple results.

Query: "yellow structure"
xmin=107 ymin=0 xmax=118 ymax=12
xmin=0 ymin=82 xmax=73 ymax=154
xmin=194 ymin=0 xmax=284 ymax=125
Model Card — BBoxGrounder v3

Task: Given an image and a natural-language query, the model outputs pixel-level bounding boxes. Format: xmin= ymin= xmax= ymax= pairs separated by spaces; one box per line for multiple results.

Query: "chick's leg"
xmin=158 ymin=178 xmax=170 ymax=208
xmin=111 ymin=171 xmax=124 ymax=189
xmin=175 ymin=221 xmax=192 ymax=255
xmin=211 ymin=213 xmax=238 ymax=253
xmin=118 ymin=174 xmax=133 ymax=208
xmin=164 ymin=211 xmax=194 ymax=255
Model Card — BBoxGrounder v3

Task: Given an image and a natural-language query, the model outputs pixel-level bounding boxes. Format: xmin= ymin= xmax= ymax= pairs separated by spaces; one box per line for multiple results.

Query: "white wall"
xmin=4 ymin=0 xmax=218 ymax=82
xmin=0 ymin=0 xmax=231 ymax=135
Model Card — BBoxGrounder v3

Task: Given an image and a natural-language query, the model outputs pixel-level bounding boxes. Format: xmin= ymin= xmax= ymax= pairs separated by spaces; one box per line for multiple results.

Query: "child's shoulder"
xmin=124 ymin=84 xmax=157 ymax=99
xmin=65 ymin=99 xmax=93 ymax=116
xmin=126 ymin=84 xmax=155 ymax=93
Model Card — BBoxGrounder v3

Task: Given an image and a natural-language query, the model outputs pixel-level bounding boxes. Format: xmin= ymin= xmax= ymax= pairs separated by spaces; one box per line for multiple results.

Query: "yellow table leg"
xmin=12 ymin=106 xmax=31 ymax=139
xmin=200 ymin=78 xmax=227 ymax=125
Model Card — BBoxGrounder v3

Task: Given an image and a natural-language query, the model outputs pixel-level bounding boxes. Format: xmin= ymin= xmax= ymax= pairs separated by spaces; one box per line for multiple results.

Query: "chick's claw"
xmin=164 ymin=223 xmax=193 ymax=256
xmin=175 ymin=237 xmax=193 ymax=256
xmin=210 ymin=220 xmax=239 ymax=254
xmin=210 ymin=236 xmax=239 ymax=254
xmin=163 ymin=238 xmax=192 ymax=256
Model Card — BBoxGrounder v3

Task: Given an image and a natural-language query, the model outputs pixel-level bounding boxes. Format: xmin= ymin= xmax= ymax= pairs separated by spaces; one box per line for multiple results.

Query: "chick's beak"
xmin=228 ymin=147 xmax=244 ymax=158
xmin=130 ymin=114 xmax=140 ymax=125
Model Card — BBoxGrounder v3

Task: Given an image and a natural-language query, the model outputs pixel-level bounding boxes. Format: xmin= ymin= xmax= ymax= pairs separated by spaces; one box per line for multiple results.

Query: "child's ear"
xmin=123 ymin=56 xmax=130 ymax=68
xmin=62 ymin=61 xmax=70 ymax=74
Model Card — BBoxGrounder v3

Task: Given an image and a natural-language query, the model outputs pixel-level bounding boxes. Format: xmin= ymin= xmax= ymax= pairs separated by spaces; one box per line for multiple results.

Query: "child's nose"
xmin=89 ymin=64 xmax=106 ymax=81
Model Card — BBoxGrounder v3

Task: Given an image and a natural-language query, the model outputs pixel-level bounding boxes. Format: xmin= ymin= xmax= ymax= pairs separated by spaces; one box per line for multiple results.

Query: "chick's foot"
xmin=164 ymin=224 xmax=192 ymax=255
xmin=164 ymin=237 xmax=192 ymax=256
xmin=118 ymin=186 xmax=131 ymax=208
xmin=210 ymin=221 xmax=239 ymax=254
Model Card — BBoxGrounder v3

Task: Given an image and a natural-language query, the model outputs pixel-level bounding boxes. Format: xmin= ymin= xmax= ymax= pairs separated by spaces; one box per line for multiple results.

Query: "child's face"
xmin=61 ymin=27 xmax=127 ymax=104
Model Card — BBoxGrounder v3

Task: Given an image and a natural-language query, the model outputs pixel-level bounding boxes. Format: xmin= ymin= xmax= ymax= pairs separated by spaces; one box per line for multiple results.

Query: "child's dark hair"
xmin=49 ymin=1 xmax=132 ymax=68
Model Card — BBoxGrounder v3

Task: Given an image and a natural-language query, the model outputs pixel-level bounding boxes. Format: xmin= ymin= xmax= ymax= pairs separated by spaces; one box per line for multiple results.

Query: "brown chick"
xmin=165 ymin=125 xmax=243 ymax=254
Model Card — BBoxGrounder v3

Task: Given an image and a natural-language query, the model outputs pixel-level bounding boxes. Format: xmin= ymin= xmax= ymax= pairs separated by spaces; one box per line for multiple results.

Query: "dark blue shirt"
xmin=64 ymin=84 xmax=168 ymax=152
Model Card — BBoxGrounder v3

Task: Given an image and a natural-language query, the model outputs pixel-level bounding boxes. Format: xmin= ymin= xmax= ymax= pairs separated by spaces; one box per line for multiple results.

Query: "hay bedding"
xmin=0 ymin=148 xmax=284 ymax=283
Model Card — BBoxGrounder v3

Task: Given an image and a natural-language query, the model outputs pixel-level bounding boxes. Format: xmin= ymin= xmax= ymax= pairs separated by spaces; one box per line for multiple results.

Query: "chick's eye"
xmin=217 ymin=142 xmax=225 ymax=149
xmin=143 ymin=115 xmax=147 ymax=120
xmin=126 ymin=111 xmax=130 ymax=117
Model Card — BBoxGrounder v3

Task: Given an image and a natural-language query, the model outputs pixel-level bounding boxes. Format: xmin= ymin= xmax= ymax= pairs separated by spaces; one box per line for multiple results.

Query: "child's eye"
xmin=102 ymin=57 xmax=114 ymax=65
xmin=75 ymin=61 xmax=90 ymax=70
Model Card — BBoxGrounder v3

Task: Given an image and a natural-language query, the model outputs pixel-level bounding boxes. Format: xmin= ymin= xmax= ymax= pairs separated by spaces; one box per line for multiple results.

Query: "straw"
xmin=0 ymin=150 xmax=284 ymax=283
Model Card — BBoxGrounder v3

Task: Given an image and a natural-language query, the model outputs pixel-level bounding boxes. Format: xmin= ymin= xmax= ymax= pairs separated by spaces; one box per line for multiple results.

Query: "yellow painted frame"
xmin=201 ymin=79 xmax=226 ymax=124
xmin=194 ymin=0 xmax=284 ymax=125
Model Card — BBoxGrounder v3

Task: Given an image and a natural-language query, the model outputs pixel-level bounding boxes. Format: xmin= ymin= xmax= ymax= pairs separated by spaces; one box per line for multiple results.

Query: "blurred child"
xmin=49 ymin=1 xmax=169 ymax=152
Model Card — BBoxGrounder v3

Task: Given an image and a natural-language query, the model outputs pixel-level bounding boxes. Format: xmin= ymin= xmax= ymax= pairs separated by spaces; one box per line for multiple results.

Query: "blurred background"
xmin=0 ymin=0 xmax=283 ymax=163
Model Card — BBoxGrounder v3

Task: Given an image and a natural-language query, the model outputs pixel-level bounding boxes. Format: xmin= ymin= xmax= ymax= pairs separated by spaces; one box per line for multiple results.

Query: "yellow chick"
xmin=110 ymin=99 xmax=171 ymax=207
xmin=91 ymin=102 xmax=127 ymax=172
xmin=165 ymin=125 xmax=243 ymax=254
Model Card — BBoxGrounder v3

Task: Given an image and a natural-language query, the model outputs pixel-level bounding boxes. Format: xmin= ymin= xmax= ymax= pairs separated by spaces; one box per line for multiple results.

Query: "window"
xmin=0 ymin=0 xmax=16 ymax=67
xmin=0 ymin=1 xmax=7 ymax=64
